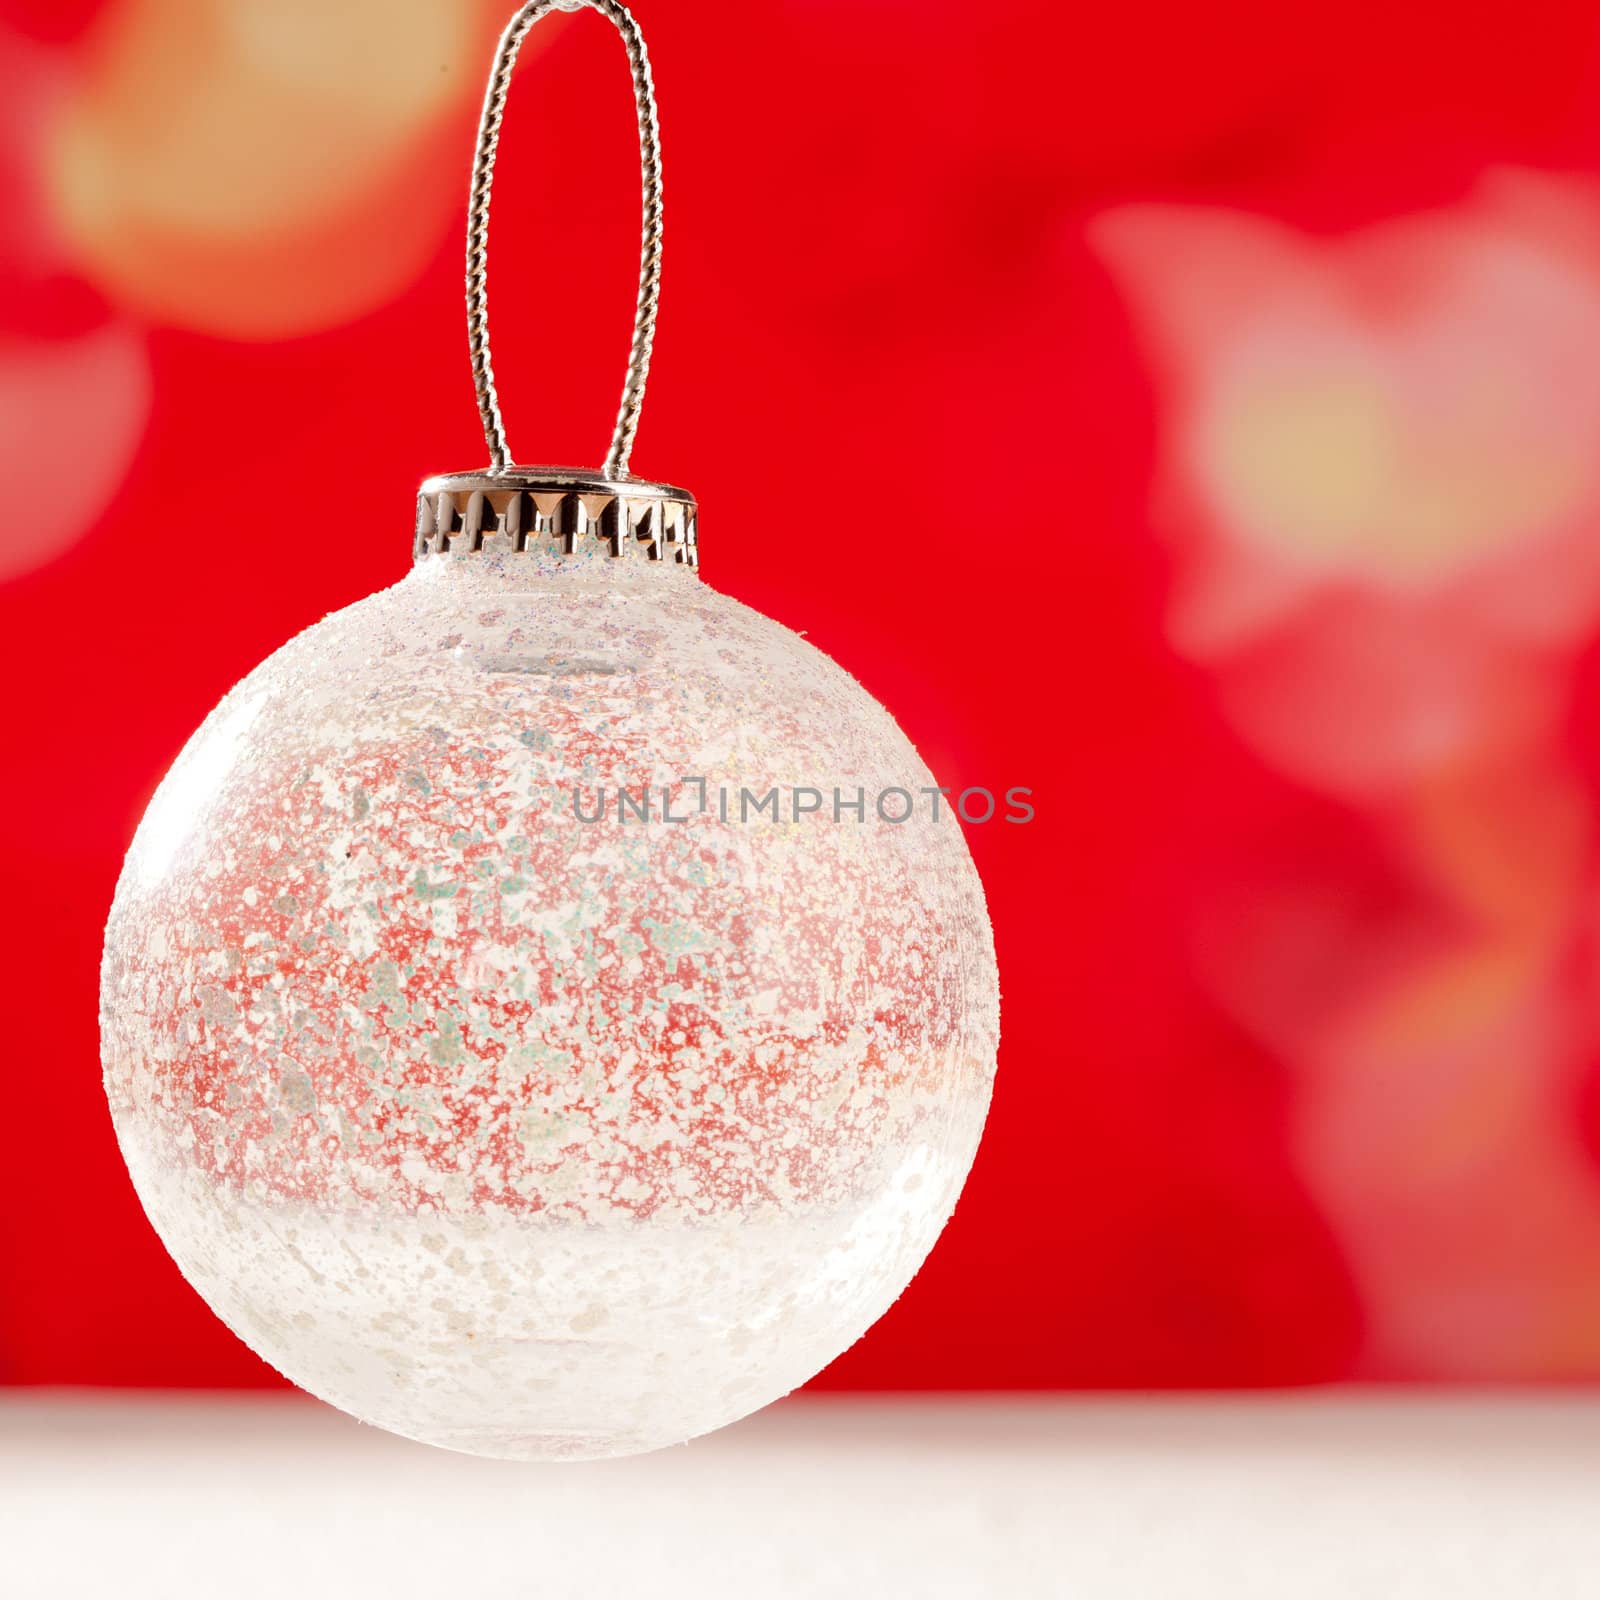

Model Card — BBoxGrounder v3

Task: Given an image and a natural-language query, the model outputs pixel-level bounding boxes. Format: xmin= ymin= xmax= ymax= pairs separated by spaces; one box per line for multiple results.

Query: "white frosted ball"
xmin=101 ymin=541 xmax=999 ymax=1459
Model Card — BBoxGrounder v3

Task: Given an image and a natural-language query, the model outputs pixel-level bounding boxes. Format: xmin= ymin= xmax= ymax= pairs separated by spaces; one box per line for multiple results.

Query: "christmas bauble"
xmin=101 ymin=479 xmax=999 ymax=1459
xmin=101 ymin=0 xmax=999 ymax=1461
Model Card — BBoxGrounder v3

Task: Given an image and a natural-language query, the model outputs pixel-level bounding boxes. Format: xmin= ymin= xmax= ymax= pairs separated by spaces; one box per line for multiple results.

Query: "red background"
xmin=7 ymin=0 xmax=1600 ymax=1391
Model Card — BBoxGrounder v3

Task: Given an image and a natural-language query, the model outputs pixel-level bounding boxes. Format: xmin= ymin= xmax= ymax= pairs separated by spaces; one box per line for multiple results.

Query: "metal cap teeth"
xmin=414 ymin=468 xmax=698 ymax=568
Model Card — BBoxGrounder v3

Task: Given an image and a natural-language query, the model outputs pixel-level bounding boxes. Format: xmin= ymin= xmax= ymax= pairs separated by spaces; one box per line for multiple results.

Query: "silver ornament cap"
xmin=415 ymin=469 xmax=698 ymax=566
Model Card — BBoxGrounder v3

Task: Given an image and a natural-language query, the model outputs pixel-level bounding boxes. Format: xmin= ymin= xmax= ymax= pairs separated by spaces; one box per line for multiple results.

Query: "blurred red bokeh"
xmin=7 ymin=0 xmax=1600 ymax=1391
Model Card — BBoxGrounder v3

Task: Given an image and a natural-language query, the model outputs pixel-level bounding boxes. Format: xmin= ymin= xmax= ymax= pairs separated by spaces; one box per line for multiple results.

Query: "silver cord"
xmin=466 ymin=0 xmax=663 ymax=478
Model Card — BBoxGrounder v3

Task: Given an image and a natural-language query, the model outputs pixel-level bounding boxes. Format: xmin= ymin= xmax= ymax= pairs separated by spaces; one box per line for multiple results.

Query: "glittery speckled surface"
xmin=101 ymin=546 xmax=999 ymax=1459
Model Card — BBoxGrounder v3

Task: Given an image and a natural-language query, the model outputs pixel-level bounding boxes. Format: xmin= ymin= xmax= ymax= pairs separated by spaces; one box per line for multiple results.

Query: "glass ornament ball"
xmin=101 ymin=532 xmax=999 ymax=1460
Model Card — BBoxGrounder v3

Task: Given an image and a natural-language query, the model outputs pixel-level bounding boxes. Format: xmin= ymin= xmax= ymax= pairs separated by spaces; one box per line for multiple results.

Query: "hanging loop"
xmin=466 ymin=0 xmax=663 ymax=479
